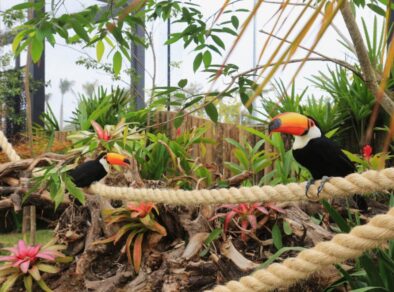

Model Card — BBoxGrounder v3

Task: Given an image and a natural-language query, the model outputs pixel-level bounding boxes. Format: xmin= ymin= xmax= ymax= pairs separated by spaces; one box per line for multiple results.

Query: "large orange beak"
xmin=268 ymin=112 xmax=309 ymax=136
xmin=106 ymin=153 xmax=130 ymax=166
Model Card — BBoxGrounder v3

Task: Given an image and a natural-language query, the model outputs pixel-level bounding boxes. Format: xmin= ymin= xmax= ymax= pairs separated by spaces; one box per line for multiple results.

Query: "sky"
xmin=0 ymin=0 xmax=385 ymax=126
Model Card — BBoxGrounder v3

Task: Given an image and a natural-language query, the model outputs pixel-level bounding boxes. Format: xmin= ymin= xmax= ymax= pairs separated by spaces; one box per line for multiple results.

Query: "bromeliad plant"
xmin=0 ymin=239 xmax=69 ymax=292
xmin=209 ymin=203 xmax=285 ymax=242
xmin=96 ymin=202 xmax=166 ymax=273
xmin=68 ymin=118 xmax=143 ymax=155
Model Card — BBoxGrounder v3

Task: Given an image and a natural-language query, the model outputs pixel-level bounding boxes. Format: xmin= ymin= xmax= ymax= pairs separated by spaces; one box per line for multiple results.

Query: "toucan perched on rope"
xmin=68 ymin=152 xmax=130 ymax=188
xmin=268 ymin=112 xmax=368 ymax=211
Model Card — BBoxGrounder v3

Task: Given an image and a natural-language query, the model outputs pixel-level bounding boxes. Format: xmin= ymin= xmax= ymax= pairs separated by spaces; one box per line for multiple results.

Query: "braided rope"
xmin=208 ymin=207 xmax=394 ymax=292
xmin=1 ymin=129 xmax=394 ymax=291
xmin=89 ymin=168 xmax=394 ymax=205
xmin=0 ymin=130 xmax=21 ymax=162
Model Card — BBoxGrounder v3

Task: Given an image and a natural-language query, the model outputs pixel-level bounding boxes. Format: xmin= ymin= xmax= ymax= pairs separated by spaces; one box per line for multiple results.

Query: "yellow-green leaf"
xmin=113 ymin=51 xmax=122 ymax=76
xmin=31 ymin=35 xmax=44 ymax=63
xmin=96 ymin=40 xmax=105 ymax=62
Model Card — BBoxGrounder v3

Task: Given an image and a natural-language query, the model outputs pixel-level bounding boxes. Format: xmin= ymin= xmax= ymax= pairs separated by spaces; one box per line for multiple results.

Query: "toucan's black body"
xmin=68 ymin=157 xmax=107 ymax=188
xmin=293 ymin=136 xmax=355 ymax=179
xmin=293 ymin=135 xmax=368 ymax=211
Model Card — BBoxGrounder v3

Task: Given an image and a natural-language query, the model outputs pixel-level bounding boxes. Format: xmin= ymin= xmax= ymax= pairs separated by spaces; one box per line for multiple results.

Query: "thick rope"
xmin=89 ymin=168 xmax=394 ymax=205
xmin=208 ymin=207 xmax=394 ymax=292
xmin=0 ymin=130 xmax=21 ymax=162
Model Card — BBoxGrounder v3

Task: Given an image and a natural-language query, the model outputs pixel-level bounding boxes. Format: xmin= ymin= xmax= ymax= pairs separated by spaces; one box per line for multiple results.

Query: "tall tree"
xmin=58 ymin=78 xmax=74 ymax=130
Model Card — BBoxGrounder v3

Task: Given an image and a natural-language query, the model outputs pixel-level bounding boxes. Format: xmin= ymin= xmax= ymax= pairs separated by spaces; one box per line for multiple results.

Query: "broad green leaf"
xmin=10 ymin=2 xmax=35 ymax=10
xmin=28 ymin=265 xmax=41 ymax=281
xmin=36 ymin=264 xmax=60 ymax=273
xmin=96 ymin=40 xmax=105 ymax=62
xmin=204 ymin=103 xmax=218 ymax=122
xmin=211 ymin=35 xmax=225 ymax=49
xmin=113 ymin=51 xmax=122 ymax=76
xmin=178 ymin=79 xmax=188 ymax=88
xmin=272 ymin=223 xmax=283 ymax=250
xmin=63 ymin=174 xmax=85 ymax=205
xmin=174 ymin=111 xmax=184 ymax=128
xmin=12 ymin=30 xmax=26 ymax=53
xmin=70 ymin=20 xmax=90 ymax=42
xmin=231 ymin=15 xmax=239 ymax=29
xmin=203 ymin=51 xmax=212 ymax=69
xmin=283 ymin=221 xmax=293 ymax=235
xmin=31 ymin=35 xmax=44 ymax=63
xmin=193 ymin=52 xmax=203 ymax=72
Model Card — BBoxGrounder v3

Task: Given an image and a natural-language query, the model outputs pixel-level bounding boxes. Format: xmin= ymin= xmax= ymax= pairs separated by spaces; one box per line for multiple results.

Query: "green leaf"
xmin=36 ymin=264 xmax=60 ymax=274
xmin=231 ymin=16 xmax=239 ymax=29
xmin=63 ymin=174 xmax=85 ymax=205
xmin=1 ymin=273 xmax=19 ymax=292
xmin=36 ymin=279 xmax=52 ymax=292
xmin=193 ymin=52 xmax=203 ymax=72
xmin=367 ymin=3 xmax=385 ymax=16
xmin=211 ymin=35 xmax=225 ymax=49
xmin=23 ymin=275 xmax=33 ymax=292
xmin=10 ymin=2 xmax=35 ymax=10
xmin=203 ymin=51 xmax=212 ymax=69
xmin=70 ymin=20 xmax=90 ymax=42
xmin=28 ymin=265 xmax=41 ymax=281
xmin=283 ymin=221 xmax=293 ymax=235
xmin=174 ymin=111 xmax=184 ymax=128
xmin=200 ymin=228 xmax=222 ymax=257
xmin=258 ymin=247 xmax=305 ymax=269
xmin=322 ymin=200 xmax=350 ymax=233
xmin=53 ymin=179 xmax=66 ymax=210
xmin=272 ymin=223 xmax=283 ymax=250
xmin=113 ymin=51 xmax=122 ymax=76
xmin=31 ymin=34 xmax=44 ymax=63
xmin=96 ymin=40 xmax=105 ymax=62
xmin=178 ymin=79 xmax=188 ymax=88
xmin=204 ymin=103 xmax=218 ymax=122
xmin=350 ymin=288 xmax=387 ymax=292
xmin=12 ymin=31 xmax=26 ymax=53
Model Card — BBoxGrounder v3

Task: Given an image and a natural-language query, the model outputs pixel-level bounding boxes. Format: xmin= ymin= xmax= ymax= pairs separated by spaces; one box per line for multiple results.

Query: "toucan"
xmin=268 ymin=112 xmax=368 ymax=211
xmin=68 ymin=152 xmax=130 ymax=188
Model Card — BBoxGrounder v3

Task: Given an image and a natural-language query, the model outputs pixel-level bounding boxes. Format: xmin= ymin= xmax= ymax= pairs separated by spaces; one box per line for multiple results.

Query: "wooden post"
xmin=29 ymin=205 xmax=36 ymax=245
xmin=22 ymin=206 xmax=30 ymax=242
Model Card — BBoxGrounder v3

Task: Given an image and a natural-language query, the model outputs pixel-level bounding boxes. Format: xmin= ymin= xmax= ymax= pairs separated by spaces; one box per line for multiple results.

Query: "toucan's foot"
xmin=305 ymin=179 xmax=315 ymax=198
xmin=317 ymin=176 xmax=330 ymax=197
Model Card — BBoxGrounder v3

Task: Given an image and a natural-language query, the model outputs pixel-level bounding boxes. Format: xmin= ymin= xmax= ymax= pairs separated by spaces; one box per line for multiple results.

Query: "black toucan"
xmin=268 ymin=112 xmax=368 ymax=211
xmin=68 ymin=152 xmax=130 ymax=188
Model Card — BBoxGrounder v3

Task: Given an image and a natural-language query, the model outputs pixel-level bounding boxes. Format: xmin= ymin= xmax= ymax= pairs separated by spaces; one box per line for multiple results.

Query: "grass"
xmin=0 ymin=229 xmax=54 ymax=247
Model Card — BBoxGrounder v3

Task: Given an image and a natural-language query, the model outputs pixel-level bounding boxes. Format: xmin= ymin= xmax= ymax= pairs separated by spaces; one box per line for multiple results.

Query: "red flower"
xmin=176 ymin=128 xmax=181 ymax=137
xmin=127 ymin=202 xmax=158 ymax=218
xmin=363 ymin=144 xmax=372 ymax=160
xmin=91 ymin=120 xmax=111 ymax=141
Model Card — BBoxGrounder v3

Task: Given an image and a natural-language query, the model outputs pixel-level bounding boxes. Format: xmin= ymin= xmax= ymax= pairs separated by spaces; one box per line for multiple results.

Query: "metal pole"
xmin=167 ymin=12 xmax=171 ymax=111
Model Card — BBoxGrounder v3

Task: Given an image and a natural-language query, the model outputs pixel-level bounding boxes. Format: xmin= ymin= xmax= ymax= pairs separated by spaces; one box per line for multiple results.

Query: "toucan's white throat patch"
xmin=292 ymin=126 xmax=321 ymax=150
xmin=99 ymin=157 xmax=110 ymax=173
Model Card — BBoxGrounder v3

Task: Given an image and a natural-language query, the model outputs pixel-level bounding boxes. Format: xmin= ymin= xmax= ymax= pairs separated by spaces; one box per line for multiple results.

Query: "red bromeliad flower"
xmin=91 ymin=120 xmax=111 ymax=141
xmin=176 ymin=128 xmax=181 ymax=137
xmin=363 ymin=144 xmax=373 ymax=160
xmin=0 ymin=240 xmax=61 ymax=274
xmin=127 ymin=202 xmax=158 ymax=218
xmin=209 ymin=203 xmax=285 ymax=242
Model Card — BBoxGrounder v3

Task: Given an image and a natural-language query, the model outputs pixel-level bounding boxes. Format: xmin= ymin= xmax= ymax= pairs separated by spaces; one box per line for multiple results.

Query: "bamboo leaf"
xmin=113 ymin=51 xmax=122 ymax=76
xmin=96 ymin=40 xmax=105 ymax=62
xmin=193 ymin=52 xmax=203 ymax=72
xmin=204 ymin=103 xmax=218 ymax=122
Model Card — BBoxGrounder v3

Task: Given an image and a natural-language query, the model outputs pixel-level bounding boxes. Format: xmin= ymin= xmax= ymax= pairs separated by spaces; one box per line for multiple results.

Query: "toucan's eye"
xmin=308 ymin=120 xmax=315 ymax=128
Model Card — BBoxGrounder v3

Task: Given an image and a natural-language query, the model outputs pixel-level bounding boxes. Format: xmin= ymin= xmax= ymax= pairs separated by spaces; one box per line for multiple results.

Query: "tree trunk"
xmin=340 ymin=0 xmax=394 ymax=116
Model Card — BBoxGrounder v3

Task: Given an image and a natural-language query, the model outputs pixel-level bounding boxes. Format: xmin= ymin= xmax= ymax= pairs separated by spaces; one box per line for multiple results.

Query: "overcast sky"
xmin=0 ymin=0 xmax=384 ymax=125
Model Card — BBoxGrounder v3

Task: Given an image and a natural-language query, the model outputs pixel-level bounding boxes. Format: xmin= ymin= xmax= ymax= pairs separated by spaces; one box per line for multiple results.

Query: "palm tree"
xmin=59 ymin=78 xmax=75 ymax=130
